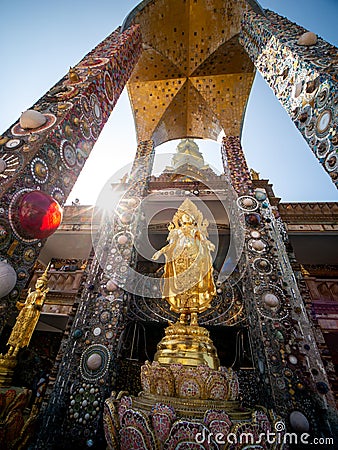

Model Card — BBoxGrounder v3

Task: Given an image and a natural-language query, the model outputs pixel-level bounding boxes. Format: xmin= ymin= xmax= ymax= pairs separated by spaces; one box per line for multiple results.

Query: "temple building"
xmin=0 ymin=1 xmax=337 ymax=449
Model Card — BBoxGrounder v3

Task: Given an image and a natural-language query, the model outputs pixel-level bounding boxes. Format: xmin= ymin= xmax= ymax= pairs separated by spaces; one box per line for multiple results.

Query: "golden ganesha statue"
xmin=153 ymin=198 xmax=216 ymax=326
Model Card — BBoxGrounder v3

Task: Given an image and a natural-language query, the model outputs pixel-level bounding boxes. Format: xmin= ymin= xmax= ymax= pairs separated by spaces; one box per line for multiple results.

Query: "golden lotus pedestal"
xmin=132 ymin=393 xmax=251 ymax=420
xmin=103 ymin=323 xmax=283 ymax=449
xmin=154 ymin=322 xmax=220 ymax=370
xmin=103 ymin=350 xmax=272 ymax=450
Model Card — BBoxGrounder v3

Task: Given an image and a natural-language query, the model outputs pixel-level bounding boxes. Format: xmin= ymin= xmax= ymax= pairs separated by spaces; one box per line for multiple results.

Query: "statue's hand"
xmin=16 ymin=301 xmax=25 ymax=311
xmin=209 ymin=242 xmax=215 ymax=252
xmin=152 ymin=250 xmax=162 ymax=260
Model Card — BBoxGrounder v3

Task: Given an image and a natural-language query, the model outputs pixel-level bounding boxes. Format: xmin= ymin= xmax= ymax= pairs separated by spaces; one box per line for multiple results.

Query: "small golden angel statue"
xmin=6 ymin=266 xmax=50 ymax=357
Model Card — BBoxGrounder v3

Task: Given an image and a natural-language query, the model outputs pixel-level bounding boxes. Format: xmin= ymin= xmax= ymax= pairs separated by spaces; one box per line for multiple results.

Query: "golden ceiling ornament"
xmin=125 ymin=0 xmax=255 ymax=145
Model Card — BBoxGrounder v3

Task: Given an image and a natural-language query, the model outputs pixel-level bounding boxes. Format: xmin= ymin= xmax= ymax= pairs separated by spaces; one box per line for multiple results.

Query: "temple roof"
xmin=123 ymin=0 xmax=259 ymax=146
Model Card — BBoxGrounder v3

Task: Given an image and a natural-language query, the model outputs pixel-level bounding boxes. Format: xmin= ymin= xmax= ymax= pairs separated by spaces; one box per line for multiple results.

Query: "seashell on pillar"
xmin=20 ymin=110 xmax=47 ymax=129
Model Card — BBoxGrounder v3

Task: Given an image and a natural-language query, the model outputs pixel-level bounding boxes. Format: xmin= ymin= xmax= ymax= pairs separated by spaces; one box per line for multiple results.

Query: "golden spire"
xmin=169 ymin=139 xmax=207 ymax=170
xmin=37 ymin=262 xmax=51 ymax=286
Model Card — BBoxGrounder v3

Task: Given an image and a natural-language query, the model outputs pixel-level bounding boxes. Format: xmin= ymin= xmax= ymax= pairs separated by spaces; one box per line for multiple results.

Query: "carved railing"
xmin=29 ymin=270 xmax=84 ymax=294
xmin=304 ymin=278 xmax=338 ymax=303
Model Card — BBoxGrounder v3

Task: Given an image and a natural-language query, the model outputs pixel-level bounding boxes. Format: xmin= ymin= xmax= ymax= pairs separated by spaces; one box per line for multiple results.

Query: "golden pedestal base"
xmin=133 ymin=392 xmax=252 ymax=420
xmin=154 ymin=322 xmax=220 ymax=370
xmin=0 ymin=355 xmax=17 ymax=387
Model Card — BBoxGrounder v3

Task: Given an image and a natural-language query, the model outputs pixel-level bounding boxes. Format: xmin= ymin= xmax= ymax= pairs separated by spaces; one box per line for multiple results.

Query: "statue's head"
xmin=181 ymin=213 xmax=194 ymax=225
xmin=35 ymin=263 xmax=50 ymax=290
xmin=35 ymin=278 xmax=47 ymax=290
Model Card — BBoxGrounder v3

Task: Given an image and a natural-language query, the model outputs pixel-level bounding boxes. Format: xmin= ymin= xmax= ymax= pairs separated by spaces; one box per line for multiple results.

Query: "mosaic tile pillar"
xmin=222 ymin=138 xmax=337 ymax=432
xmin=285 ymin=246 xmax=338 ymax=406
xmin=0 ymin=26 xmax=142 ymax=336
xmin=35 ymin=141 xmax=155 ymax=449
xmin=221 ymin=136 xmax=274 ymax=409
xmin=221 ymin=136 xmax=253 ymax=196
xmin=241 ymin=190 xmax=337 ymax=432
xmin=240 ymin=9 xmax=338 ymax=188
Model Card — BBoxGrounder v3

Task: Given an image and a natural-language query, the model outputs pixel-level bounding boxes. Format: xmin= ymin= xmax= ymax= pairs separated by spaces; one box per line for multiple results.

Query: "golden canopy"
xmin=123 ymin=0 xmax=263 ymax=146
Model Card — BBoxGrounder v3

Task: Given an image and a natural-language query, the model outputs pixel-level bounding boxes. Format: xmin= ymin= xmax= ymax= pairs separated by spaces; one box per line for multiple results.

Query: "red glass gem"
xmin=15 ymin=190 xmax=62 ymax=239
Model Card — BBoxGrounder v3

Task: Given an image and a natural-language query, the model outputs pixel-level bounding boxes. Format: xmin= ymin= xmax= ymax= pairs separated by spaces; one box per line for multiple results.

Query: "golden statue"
xmin=152 ymin=199 xmax=216 ymax=326
xmin=6 ymin=265 xmax=50 ymax=357
xmin=250 ymin=168 xmax=260 ymax=180
xmin=152 ymin=200 xmax=219 ymax=369
xmin=68 ymin=66 xmax=80 ymax=83
xmin=300 ymin=264 xmax=310 ymax=278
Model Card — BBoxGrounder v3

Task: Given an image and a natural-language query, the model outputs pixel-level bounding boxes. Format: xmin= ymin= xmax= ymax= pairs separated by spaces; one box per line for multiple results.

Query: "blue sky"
xmin=0 ymin=0 xmax=337 ymax=204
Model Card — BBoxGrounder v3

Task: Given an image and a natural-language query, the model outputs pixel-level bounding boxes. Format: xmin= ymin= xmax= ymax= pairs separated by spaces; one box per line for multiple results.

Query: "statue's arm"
xmin=152 ymin=230 xmax=178 ymax=260
xmin=208 ymin=240 xmax=215 ymax=252
xmin=195 ymin=230 xmax=202 ymax=240
xmin=152 ymin=249 xmax=163 ymax=260
xmin=16 ymin=301 xmax=25 ymax=311
xmin=152 ymin=246 xmax=169 ymax=260
xmin=39 ymin=288 xmax=49 ymax=306
xmin=34 ymin=288 xmax=49 ymax=310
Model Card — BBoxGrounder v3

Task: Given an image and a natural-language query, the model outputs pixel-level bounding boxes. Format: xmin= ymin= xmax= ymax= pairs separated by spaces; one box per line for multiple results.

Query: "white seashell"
xmin=289 ymin=411 xmax=310 ymax=432
xmin=252 ymin=240 xmax=265 ymax=251
xmin=87 ymin=353 xmax=102 ymax=370
xmin=293 ymin=81 xmax=303 ymax=98
xmin=20 ymin=110 xmax=47 ymax=129
xmin=297 ymin=32 xmax=317 ymax=46
xmin=0 ymin=159 xmax=7 ymax=174
xmin=243 ymin=197 xmax=254 ymax=207
xmin=0 ymin=261 xmax=17 ymax=298
xmin=251 ymin=230 xmax=260 ymax=239
xmin=117 ymin=235 xmax=128 ymax=245
xmin=93 ymin=327 xmax=101 ymax=336
xmin=263 ymin=293 xmax=279 ymax=307
xmin=106 ymin=280 xmax=117 ymax=291
xmin=288 ymin=355 xmax=298 ymax=365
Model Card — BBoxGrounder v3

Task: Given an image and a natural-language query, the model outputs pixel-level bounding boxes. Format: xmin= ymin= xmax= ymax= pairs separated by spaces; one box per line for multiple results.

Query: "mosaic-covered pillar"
xmin=35 ymin=141 xmax=155 ymax=449
xmin=0 ymin=26 xmax=142 ymax=335
xmin=221 ymin=136 xmax=273 ymax=408
xmin=240 ymin=9 xmax=338 ymax=189
xmin=221 ymin=136 xmax=253 ymax=196
xmin=222 ymin=137 xmax=337 ymax=433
